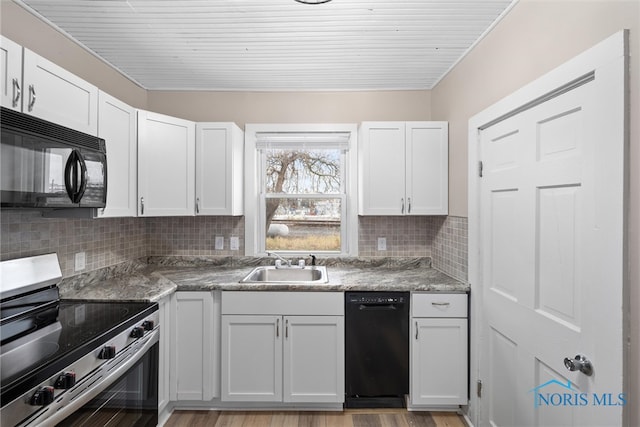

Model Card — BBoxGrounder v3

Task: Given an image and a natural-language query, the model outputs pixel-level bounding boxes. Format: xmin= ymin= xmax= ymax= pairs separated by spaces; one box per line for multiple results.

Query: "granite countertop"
xmin=59 ymin=257 xmax=469 ymax=302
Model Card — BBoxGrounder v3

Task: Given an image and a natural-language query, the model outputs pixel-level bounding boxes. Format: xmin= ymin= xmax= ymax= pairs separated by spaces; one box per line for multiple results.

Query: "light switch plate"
xmin=377 ymin=237 xmax=387 ymax=251
xmin=75 ymin=252 xmax=86 ymax=271
xmin=230 ymin=236 xmax=240 ymax=251
xmin=215 ymin=236 xmax=224 ymax=250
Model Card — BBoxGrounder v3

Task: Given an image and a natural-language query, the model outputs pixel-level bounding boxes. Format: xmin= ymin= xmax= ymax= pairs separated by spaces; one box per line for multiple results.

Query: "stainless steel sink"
xmin=240 ymin=266 xmax=328 ymax=283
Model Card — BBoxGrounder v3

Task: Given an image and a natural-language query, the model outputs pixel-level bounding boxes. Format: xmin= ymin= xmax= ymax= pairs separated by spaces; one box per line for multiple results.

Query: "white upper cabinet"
xmin=359 ymin=122 xmax=405 ymax=215
xmin=137 ymin=110 xmax=195 ymax=217
xmin=405 ymin=122 xmax=448 ymax=214
xmin=0 ymin=36 xmax=23 ymax=111
xmin=0 ymin=38 xmax=98 ymax=135
xmin=195 ymin=123 xmax=244 ymax=216
xmin=96 ymin=91 xmax=137 ymax=218
xmin=359 ymin=121 xmax=448 ymax=215
xmin=22 ymin=48 xmax=98 ymax=135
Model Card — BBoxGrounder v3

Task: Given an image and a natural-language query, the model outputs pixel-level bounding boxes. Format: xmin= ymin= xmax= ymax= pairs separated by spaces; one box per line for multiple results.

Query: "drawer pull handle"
xmin=415 ymin=321 xmax=418 ymax=340
xmin=431 ymin=302 xmax=451 ymax=306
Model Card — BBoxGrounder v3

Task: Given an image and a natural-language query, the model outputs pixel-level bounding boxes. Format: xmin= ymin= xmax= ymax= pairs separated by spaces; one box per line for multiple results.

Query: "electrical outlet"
xmin=75 ymin=252 xmax=86 ymax=271
xmin=230 ymin=236 xmax=240 ymax=251
xmin=377 ymin=237 xmax=387 ymax=251
xmin=215 ymin=236 xmax=224 ymax=250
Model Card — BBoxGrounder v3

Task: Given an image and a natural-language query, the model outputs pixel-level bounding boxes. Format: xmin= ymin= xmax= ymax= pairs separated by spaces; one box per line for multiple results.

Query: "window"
xmin=245 ymin=125 xmax=358 ymax=257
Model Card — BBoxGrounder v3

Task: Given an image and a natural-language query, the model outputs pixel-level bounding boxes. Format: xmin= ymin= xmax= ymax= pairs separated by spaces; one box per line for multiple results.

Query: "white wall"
xmin=147 ymin=90 xmax=431 ymax=127
xmin=431 ymin=0 xmax=639 ymax=424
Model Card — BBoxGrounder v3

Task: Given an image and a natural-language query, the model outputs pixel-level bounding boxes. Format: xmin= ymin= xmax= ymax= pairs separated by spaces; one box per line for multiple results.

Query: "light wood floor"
xmin=164 ymin=409 xmax=467 ymax=427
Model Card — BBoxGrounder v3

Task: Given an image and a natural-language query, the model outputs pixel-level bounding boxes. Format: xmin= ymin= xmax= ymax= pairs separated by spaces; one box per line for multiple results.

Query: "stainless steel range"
xmin=0 ymin=254 xmax=159 ymax=427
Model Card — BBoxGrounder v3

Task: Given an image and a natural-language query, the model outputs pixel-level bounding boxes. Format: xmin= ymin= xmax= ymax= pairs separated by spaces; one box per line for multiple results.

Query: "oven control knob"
xmin=142 ymin=320 xmax=155 ymax=331
xmin=30 ymin=386 xmax=54 ymax=406
xmin=130 ymin=326 xmax=145 ymax=338
xmin=54 ymin=372 xmax=76 ymax=389
xmin=98 ymin=344 xmax=116 ymax=359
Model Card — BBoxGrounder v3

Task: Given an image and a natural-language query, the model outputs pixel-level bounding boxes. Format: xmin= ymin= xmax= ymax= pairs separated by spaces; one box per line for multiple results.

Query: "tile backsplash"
xmin=146 ymin=216 xmax=245 ymax=256
xmin=1 ymin=210 xmax=146 ymax=277
xmin=1 ymin=212 xmax=468 ymax=281
xmin=432 ymin=215 xmax=468 ymax=282
xmin=358 ymin=216 xmax=436 ymax=257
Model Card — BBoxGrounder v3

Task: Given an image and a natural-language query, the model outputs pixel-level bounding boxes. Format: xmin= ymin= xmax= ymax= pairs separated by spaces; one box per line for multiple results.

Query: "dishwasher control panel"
xmin=347 ymin=294 xmax=407 ymax=304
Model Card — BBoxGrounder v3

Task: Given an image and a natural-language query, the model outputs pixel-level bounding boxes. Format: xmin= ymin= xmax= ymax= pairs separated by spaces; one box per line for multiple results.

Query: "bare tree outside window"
xmin=264 ymin=148 xmax=342 ymax=252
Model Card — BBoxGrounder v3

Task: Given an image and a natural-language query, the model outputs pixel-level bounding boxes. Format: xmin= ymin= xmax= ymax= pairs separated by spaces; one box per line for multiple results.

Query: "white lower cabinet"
xmin=171 ymin=291 xmax=219 ymax=401
xmin=158 ymin=293 xmax=174 ymax=414
xmin=283 ymin=315 xmax=344 ymax=403
xmin=410 ymin=293 xmax=468 ymax=407
xmin=221 ymin=292 xmax=344 ymax=404
xmin=221 ymin=315 xmax=282 ymax=402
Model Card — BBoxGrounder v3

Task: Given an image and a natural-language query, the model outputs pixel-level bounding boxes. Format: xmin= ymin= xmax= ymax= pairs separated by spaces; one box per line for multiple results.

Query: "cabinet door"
xmin=405 ymin=122 xmax=448 ymax=215
xmin=359 ymin=122 xmax=406 ymax=215
xmin=0 ymin=36 xmax=22 ymax=111
xmin=411 ymin=317 xmax=467 ymax=406
xmin=96 ymin=91 xmax=137 ymax=218
xmin=158 ymin=294 xmax=174 ymax=412
xmin=138 ymin=110 xmax=195 ymax=216
xmin=195 ymin=123 xmax=243 ymax=215
xmin=171 ymin=292 xmax=214 ymax=401
xmin=283 ymin=316 xmax=344 ymax=403
xmin=22 ymin=48 xmax=98 ymax=135
xmin=221 ymin=315 xmax=282 ymax=402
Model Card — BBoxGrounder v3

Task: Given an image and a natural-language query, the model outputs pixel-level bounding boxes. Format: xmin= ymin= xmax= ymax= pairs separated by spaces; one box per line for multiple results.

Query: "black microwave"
xmin=1 ymin=107 xmax=107 ymax=209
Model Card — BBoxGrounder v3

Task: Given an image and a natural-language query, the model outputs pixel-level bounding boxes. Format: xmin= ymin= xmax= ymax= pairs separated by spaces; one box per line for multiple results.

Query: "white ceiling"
xmin=18 ymin=0 xmax=516 ymax=91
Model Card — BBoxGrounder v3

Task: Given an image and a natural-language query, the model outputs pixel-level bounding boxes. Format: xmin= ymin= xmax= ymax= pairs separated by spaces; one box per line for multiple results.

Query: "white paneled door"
xmin=471 ymin=32 xmax=626 ymax=426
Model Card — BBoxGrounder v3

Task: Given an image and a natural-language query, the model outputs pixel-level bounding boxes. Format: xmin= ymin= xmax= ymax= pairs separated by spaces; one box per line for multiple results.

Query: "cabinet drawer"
xmin=412 ymin=293 xmax=467 ymax=318
xmin=222 ymin=291 xmax=343 ymax=316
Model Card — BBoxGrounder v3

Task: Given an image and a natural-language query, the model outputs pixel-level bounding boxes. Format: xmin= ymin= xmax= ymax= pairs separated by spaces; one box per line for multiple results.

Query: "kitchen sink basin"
xmin=240 ymin=266 xmax=328 ymax=284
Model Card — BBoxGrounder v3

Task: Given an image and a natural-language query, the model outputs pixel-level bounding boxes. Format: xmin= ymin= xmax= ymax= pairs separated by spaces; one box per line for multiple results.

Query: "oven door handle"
xmin=35 ymin=329 xmax=158 ymax=427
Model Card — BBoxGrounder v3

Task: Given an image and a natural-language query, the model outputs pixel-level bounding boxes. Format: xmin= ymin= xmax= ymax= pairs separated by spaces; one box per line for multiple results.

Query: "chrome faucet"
xmin=266 ymin=251 xmax=291 ymax=267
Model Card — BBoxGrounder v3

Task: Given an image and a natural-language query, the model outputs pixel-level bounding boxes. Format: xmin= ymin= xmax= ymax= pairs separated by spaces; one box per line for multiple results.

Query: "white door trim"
xmin=467 ymin=30 xmax=628 ymax=426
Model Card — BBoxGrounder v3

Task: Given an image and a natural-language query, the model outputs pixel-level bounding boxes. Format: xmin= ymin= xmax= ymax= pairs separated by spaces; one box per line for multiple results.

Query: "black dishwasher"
xmin=345 ymin=291 xmax=409 ymax=408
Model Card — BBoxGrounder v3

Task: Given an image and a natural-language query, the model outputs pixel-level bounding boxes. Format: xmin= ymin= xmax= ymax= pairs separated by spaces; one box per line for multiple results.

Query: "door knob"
xmin=563 ymin=354 xmax=593 ymax=376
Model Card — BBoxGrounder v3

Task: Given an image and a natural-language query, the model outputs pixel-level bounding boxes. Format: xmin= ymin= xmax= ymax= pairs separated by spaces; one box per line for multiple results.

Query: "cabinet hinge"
xmin=477 ymin=379 xmax=483 ymax=398
xmin=478 ymin=161 xmax=484 ymax=178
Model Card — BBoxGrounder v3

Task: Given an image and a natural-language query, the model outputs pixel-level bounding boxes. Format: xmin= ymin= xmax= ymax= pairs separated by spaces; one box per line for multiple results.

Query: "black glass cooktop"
xmin=1 ymin=299 xmax=157 ymax=405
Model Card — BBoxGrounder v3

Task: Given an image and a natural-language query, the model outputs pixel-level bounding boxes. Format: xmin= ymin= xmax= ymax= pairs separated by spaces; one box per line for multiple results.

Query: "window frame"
xmin=245 ymin=124 xmax=358 ymax=257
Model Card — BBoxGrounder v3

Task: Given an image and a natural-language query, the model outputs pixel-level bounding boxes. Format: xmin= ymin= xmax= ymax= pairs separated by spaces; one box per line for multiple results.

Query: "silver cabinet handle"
xmin=196 ymin=197 xmax=200 ymax=214
xmin=401 ymin=198 xmax=405 ymax=214
xmin=415 ymin=321 xmax=418 ymax=340
xmin=408 ymin=197 xmax=412 ymax=214
xmin=140 ymin=197 xmax=144 ymax=215
xmin=12 ymin=78 xmax=21 ymax=108
xmin=28 ymin=84 xmax=36 ymax=111
xmin=276 ymin=318 xmax=280 ymax=338
xmin=285 ymin=319 xmax=289 ymax=339
xmin=431 ymin=302 xmax=450 ymax=306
